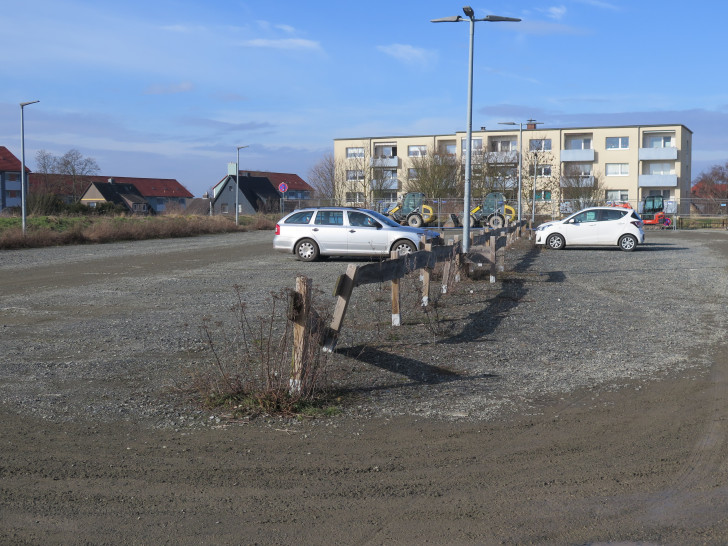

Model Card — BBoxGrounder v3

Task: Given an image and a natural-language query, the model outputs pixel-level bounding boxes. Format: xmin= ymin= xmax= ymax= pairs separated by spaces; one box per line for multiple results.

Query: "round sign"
xmin=278 ymin=182 xmax=288 ymax=193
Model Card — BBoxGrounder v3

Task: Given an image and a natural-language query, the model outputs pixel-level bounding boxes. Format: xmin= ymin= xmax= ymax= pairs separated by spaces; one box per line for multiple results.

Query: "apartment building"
xmin=334 ymin=123 xmax=692 ymax=213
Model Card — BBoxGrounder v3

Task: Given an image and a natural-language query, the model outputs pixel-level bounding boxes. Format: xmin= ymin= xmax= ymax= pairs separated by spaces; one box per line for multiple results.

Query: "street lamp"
xmin=235 ymin=145 xmax=249 ymax=225
xmin=20 ymin=100 xmax=40 ymax=235
xmin=432 ymin=7 xmax=520 ymax=252
xmin=498 ymin=119 xmax=541 ymax=224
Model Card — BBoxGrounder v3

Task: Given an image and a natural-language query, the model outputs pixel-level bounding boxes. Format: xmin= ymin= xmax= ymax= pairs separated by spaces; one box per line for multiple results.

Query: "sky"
xmin=2 ymin=0 xmax=728 ymax=197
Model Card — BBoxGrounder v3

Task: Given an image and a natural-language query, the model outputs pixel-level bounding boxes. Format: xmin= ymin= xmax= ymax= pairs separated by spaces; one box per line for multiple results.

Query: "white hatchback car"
xmin=535 ymin=206 xmax=645 ymax=251
xmin=273 ymin=207 xmax=440 ymax=261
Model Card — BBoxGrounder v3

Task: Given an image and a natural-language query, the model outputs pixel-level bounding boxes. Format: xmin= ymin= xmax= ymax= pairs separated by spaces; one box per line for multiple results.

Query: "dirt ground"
xmin=3 ymin=230 xmax=728 ymax=545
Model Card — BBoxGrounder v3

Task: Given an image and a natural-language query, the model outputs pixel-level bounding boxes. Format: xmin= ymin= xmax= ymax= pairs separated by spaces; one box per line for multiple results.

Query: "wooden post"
xmin=421 ymin=242 xmax=432 ymax=306
xmin=488 ymin=232 xmax=497 ymax=283
xmin=390 ymin=250 xmax=401 ymax=325
xmin=290 ymin=276 xmax=311 ymax=393
xmin=323 ymin=263 xmax=358 ymax=352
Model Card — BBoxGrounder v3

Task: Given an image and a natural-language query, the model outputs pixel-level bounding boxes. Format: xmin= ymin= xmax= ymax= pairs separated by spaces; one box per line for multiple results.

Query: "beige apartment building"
xmin=333 ymin=123 xmax=692 ymax=215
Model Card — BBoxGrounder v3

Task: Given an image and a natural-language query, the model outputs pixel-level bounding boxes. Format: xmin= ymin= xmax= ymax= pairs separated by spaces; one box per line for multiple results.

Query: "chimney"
xmin=108 ymin=178 xmax=115 ymax=184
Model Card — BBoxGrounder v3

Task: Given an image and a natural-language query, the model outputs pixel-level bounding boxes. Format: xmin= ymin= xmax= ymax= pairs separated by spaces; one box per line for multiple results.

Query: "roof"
xmin=90 ymin=182 xmax=148 ymax=206
xmin=28 ymin=174 xmax=193 ymax=198
xmin=213 ymin=170 xmax=313 ymax=193
xmin=0 ymin=146 xmax=29 ymax=173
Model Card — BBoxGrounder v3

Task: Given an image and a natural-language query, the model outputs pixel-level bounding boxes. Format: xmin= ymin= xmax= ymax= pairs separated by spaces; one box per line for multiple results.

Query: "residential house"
xmin=212 ymin=171 xmax=313 ymax=215
xmin=28 ymin=174 xmax=193 ymax=212
xmin=0 ymin=146 xmax=26 ymax=210
xmin=79 ymin=180 xmax=151 ymax=214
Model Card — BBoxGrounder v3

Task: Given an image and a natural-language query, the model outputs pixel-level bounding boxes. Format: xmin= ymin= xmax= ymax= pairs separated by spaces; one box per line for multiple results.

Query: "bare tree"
xmin=403 ymin=147 xmax=461 ymax=198
xmin=58 ymin=149 xmax=100 ymax=201
xmin=470 ymin=149 xmax=518 ymax=200
xmin=560 ymin=163 xmax=607 ymax=209
xmin=522 ymin=138 xmax=557 ymax=220
xmin=33 ymin=149 xmax=61 ymax=194
xmin=308 ymin=153 xmax=345 ymax=204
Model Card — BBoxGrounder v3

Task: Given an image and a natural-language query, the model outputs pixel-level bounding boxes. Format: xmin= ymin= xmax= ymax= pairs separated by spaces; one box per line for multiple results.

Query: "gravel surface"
xmin=2 ymin=229 xmax=727 ymax=427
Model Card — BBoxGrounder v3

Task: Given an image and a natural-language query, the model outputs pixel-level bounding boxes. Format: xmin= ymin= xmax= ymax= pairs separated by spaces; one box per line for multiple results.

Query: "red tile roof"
xmin=0 ymin=146 xmax=29 ymax=173
xmin=28 ymin=174 xmax=193 ymax=198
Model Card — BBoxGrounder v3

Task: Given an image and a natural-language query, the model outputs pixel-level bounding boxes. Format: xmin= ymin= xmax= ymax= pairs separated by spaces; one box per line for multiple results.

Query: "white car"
xmin=273 ymin=207 xmax=440 ymax=261
xmin=535 ymin=206 xmax=645 ymax=251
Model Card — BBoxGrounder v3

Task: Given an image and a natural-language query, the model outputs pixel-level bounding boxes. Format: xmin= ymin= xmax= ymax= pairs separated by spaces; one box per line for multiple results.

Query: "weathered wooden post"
xmin=390 ymin=250 xmax=401 ymax=326
xmin=488 ymin=231 xmax=497 ymax=283
xmin=421 ymin=242 xmax=432 ymax=306
xmin=323 ymin=263 xmax=358 ymax=352
xmin=289 ymin=275 xmax=311 ymax=393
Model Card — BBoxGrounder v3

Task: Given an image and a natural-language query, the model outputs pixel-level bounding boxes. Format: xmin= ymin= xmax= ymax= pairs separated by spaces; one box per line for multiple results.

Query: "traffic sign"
xmin=278 ymin=182 xmax=288 ymax=193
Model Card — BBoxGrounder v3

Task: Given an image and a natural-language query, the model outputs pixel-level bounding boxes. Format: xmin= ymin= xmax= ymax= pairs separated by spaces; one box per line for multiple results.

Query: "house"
xmin=79 ymin=180 xmax=151 ymax=214
xmin=335 ymin=123 xmax=693 ymax=215
xmin=28 ymin=174 xmax=193 ymax=212
xmin=0 ymin=146 xmax=27 ymax=210
xmin=212 ymin=171 xmax=313 ymax=215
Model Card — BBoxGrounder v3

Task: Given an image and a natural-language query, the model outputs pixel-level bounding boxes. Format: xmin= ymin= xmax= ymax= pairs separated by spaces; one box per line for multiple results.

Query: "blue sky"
xmin=2 ymin=0 xmax=727 ymax=197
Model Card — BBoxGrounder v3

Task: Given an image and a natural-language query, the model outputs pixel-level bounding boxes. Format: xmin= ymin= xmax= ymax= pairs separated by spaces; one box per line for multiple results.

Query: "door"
xmin=311 ymin=210 xmax=347 ymax=253
xmin=561 ymin=209 xmax=600 ymax=245
xmin=346 ymin=210 xmax=389 ymax=255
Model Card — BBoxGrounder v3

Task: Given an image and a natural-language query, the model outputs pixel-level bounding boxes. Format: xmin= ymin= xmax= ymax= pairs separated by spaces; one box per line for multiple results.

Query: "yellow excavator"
xmin=453 ymin=192 xmax=516 ymax=228
xmin=385 ymin=192 xmax=438 ymax=228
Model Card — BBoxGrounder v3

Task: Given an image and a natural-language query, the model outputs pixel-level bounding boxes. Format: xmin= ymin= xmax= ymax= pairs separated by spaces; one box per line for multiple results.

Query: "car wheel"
xmin=408 ymin=214 xmax=423 ymax=228
xmin=546 ymin=233 xmax=565 ymax=250
xmin=295 ymin=239 xmax=320 ymax=261
xmin=488 ymin=214 xmax=505 ymax=229
xmin=619 ymin=234 xmax=637 ymax=251
xmin=392 ymin=239 xmax=416 ymax=256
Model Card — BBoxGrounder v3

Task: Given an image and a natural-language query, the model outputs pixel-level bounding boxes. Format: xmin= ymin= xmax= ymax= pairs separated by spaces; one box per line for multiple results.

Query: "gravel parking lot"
xmin=2 ymin=228 xmax=728 ymax=543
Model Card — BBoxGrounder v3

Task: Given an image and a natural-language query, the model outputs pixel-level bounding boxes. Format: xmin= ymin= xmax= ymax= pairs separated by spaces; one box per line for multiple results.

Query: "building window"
xmin=346 ymin=147 xmax=365 ymax=158
xmin=439 ymin=142 xmax=457 ymax=155
xmin=408 ymin=145 xmax=427 ymax=157
xmin=374 ymin=144 xmax=397 ymax=158
xmin=346 ymin=192 xmax=365 ymax=203
xmin=565 ymin=135 xmax=592 ymax=150
xmin=535 ymin=190 xmax=552 ymax=201
xmin=373 ymin=190 xmax=397 ymax=202
xmin=606 ymin=136 xmax=629 ymax=149
xmin=533 ymin=164 xmax=552 ymax=177
xmin=490 ymin=138 xmax=517 ymax=152
xmin=529 ymin=139 xmax=551 ymax=151
xmin=408 ymin=168 xmax=418 ymax=179
xmin=346 ymin=169 xmax=365 ymax=181
xmin=606 ymin=190 xmax=629 ymax=202
xmin=645 ymin=162 xmax=674 ymax=175
xmin=221 ymin=204 xmax=229 ymax=214
xmin=6 ymin=173 xmax=19 ymax=182
xmin=461 ymin=138 xmax=483 ymax=154
xmin=606 ymin=163 xmax=629 ymax=176
xmin=644 ymin=134 xmax=675 ymax=148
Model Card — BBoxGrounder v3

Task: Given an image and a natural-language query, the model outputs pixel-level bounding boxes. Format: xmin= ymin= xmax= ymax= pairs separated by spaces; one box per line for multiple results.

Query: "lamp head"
xmin=463 ymin=6 xmax=475 ymax=18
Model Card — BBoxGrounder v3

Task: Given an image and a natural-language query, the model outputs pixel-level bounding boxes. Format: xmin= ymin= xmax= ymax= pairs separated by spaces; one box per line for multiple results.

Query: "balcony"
xmin=560 ymin=175 xmax=594 ymax=188
xmin=371 ymin=178 xmax=399 ymax=191
xmin=639 ymin=147 xmax=678 ymax=160
xmin=639 ymin=174 xmax=678 ymax=187
xmin=370 ymin=156 xmax=399 ymax=168
xmin=488 ymin=151 xmax=519 ymax=164
xmin=560 ymin=149 xmax=595 ymax=162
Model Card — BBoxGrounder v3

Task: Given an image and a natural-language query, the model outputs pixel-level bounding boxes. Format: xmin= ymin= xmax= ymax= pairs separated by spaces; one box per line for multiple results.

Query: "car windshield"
xmin=362 ymin=209 xmax=402 ymax=228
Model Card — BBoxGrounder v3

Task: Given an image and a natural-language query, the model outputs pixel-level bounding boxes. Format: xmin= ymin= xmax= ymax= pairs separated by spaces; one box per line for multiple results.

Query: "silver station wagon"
xmin=273 ymin=207 xmax=440 ymax=261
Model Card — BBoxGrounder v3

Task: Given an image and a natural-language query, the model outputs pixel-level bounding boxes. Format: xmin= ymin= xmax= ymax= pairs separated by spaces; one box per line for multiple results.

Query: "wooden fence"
xmin=287 ymin=220 xmax=529 ymax=391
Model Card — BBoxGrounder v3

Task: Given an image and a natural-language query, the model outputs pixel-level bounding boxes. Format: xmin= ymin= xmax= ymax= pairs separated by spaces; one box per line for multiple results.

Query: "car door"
xmin=561 ymin=209 xmax=600 ymax=245
xmin=311 ymin=210 xmax=347 ymax=253
xmin=594 ymin=209 xmax=627 ymax=244
xmin=346 ymin=210 xmax=389 ymax=255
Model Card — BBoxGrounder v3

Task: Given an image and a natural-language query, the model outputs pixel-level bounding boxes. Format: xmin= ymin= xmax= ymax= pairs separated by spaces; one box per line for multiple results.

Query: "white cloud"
xmin=377 ymin=44 xmax=434 ymax=67
xmin=540 ymin=5 xmax=567 ymax=20
xmin=240 ymin=38 xmax=322 ymax=51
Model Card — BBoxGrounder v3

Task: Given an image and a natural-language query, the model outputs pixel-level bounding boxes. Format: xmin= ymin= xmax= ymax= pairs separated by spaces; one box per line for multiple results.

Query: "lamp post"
xmin=235 ymin=145 xmax=249 ymax=225
xmin=432 ymin=7 xmax=520 ymax=252
xmin=20 ymin=100 xmax=40 ymax=235
xmin=498 ymin=121 xmax=524 ymax=222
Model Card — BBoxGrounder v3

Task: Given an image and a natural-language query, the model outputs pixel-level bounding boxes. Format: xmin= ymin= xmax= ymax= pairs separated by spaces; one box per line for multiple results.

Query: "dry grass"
xmin=0 ymin=214 xmax=276 ymax=250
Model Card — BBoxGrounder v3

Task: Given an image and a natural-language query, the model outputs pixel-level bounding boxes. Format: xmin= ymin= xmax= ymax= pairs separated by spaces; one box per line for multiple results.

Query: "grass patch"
xmin=0 ymin=213 xmax=277 ymax=250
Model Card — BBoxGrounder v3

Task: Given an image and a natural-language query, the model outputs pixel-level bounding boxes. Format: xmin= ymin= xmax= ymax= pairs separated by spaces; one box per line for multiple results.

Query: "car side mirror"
xmin=374 ymin=222 xmax=382 ymax=229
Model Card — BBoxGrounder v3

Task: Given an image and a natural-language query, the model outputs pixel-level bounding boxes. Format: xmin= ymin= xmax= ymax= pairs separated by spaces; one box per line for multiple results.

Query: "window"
xmin=408 ymin=168 xmax=418 ymax=179
xmin=646 ymin=162 xmax=674 ymax=175
xmin=440 ymin=143 xmax=457 ymax=155
xmin=644 ymin=134 xmax=675 ymax=148
xmin=533 ymin=164 xmax=552 ymax=177
xmin=606 ymin=136 xmax=629 ymax=149
xmin=490 ymin=138 xmax=517 ymax=152
xmin=535 ymin=190 xmax=552 ymax=201
xmin=568 ymin=163 xmax=592 ymax=177
xmin=346 ymin=147 xmax=365 ymax=158
xmin=529 ymin=139 xmax=551 ymax=151
xmin=285 ymin=211 xmax=313 ymax=224
xmin=461 ymin=138 xmax=483 ymax=153
xmin=565 ymin=136 xmax=592 ymax=150
xmin=606 ymin=163 xmax=629 ymax=176
xmin=221 ymin=204 xmax=229 ymax=214
xmin=346 ymin=192 xmax=365 ymax=203
xmin=602 ymin=209 xmax=628 ymax=221
xmin=408 ymin=145 xmax=427 ymax=157
xmin=346 ymin=169 xmax=365 ymax=181
xmin=374 ymin=144 xmax=397 ymax=158
xmin=347 ymin=211 xmax=377 ymax=227
xmin=373 ymin=190 xmax=397 ymax=202
xmin=573 ymin=209 xmax=599 ymax=222
xmin=314 ymin=210 xmax=344 ymax=225
xmin=606 ymin=190 xmax=629 ymax=202
xmin=6 ymin=173 xmax=19 ymax=182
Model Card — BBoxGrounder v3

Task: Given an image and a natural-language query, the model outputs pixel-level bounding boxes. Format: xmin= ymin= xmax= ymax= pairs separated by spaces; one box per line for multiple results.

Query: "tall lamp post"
xmin=20 ymin=100 xmax=40 ymax=235
xmin=432 ymin=7 xmax=520 ymax=252
xmin=498 ymin=119 xmax=541 ymax=223
xmin=235 ymin=145 xmax=249 ymax=226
